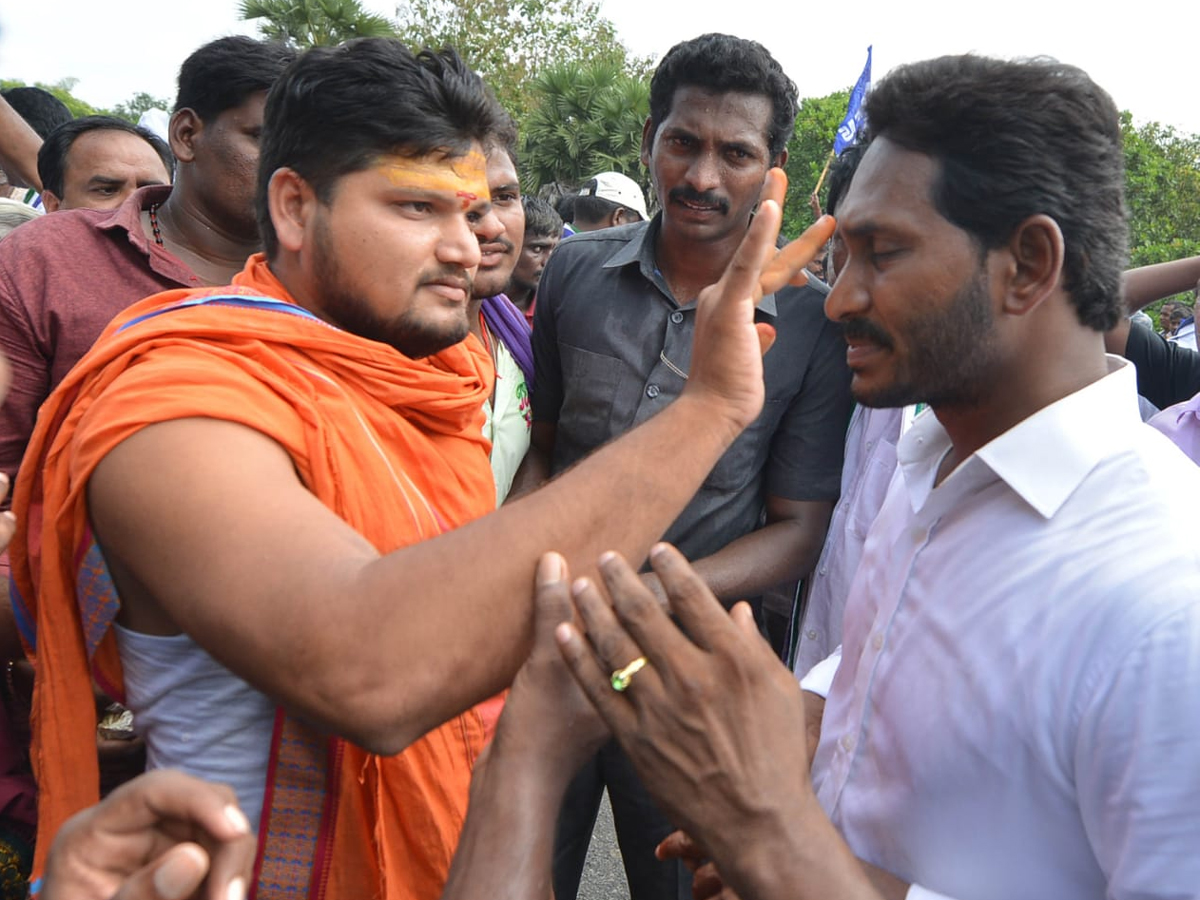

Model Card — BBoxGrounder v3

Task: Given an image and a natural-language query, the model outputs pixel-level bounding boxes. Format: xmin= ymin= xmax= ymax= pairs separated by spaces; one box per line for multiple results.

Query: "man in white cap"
xmin=571 ymin=170 xmax=648 ymax=231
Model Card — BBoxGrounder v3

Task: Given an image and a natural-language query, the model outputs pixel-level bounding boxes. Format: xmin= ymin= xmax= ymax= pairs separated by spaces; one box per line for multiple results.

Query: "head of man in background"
xmin=472 ymin=112 xmax=524 ymax=303
xmin=507 ymin=195 xmax=562 ymax=312
xmin=161 ymin=35 xmax=296 ymax=250
xmin=1 ymin=86 xmax=71 ymax=139
xmin=37 ymin=116 xmax=173 ymax=212
xmin=0 ymin=86 xmax=72 ymax=194
xmin=571 ymin=171 xmax=646 ymax=232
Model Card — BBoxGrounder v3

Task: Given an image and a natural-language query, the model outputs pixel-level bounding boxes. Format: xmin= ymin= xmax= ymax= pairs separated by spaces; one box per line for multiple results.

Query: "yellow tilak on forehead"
xmin=381 ymin=150 xmax=490 ymax=208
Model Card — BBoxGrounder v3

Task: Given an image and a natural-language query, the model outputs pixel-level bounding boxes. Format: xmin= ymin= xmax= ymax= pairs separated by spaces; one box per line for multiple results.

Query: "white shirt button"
xmin=840 ymin=733 xmax=856 ymax=752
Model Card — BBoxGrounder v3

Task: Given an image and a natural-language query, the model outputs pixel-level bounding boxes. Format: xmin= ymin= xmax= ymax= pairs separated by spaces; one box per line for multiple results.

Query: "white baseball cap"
xmin=580 ymin=171 xmax=649 ymax=221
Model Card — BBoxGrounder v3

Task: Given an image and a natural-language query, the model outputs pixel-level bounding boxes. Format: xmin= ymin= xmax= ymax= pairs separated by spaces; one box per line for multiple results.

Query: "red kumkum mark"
xmin=457 ymin=190 xmax=478 ymax=210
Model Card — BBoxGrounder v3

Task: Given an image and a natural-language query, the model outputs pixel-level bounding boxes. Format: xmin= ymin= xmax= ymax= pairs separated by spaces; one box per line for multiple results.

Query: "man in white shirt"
xmin=553 ymin=54 xmax=1200 ymax=900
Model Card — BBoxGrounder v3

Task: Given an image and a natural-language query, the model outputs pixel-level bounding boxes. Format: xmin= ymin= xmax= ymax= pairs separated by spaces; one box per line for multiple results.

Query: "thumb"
xmin=113 ymin=843 xmax=210 ymax=900
xmin=756 ymin=322 xmax=777 ymax=356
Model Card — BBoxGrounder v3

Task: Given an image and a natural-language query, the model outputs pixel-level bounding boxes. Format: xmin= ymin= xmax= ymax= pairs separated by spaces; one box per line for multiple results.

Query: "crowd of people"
xmin=0 ymin=24 xmax=1197 ymax=900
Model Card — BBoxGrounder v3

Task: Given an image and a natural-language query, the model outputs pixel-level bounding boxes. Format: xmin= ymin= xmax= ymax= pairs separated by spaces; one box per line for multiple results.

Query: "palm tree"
xmin=238 ymin=0 xmax=398 ymax=48
xmin=521 ymin=62 xmax=650 ymax=196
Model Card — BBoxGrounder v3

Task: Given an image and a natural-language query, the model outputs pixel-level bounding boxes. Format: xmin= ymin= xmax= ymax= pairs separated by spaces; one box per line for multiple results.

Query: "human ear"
xmin=640 ymin=118 xmax=655 ymax=168
xmin=169 ymin=109 xmax=203 ymax=165
xmin=266 ymin=168 xmax=315 ymax=255
xmin=1001 ymin=213 xmax=1064 ymax=317
xmin=41 ymin=190 xmax=62 ymax=213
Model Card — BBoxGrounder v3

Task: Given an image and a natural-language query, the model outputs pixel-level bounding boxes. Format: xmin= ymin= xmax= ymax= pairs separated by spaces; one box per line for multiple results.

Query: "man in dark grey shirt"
xmin=528 ymin=32 xmax=852 ymax=900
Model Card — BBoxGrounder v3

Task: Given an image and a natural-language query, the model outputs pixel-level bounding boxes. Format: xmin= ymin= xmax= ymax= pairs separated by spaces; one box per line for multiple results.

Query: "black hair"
xmin=825 ymin=144 xmax=865 ymax=217
xmin=256 ymin=38 xmax=502 ymax=257
xmin=648 ymin=33 xmax=798 ymax=162
xmin=175 ymin=36 xmax=295 ymax=122
xmin=37 ymin=115 xmax=174 ymax=198
xmin=522 ymin=195 xmax=562 ymax=238
xmin=554 ymin=192 xmax=577 ymax=223
xmin=865 ymin=55 xmax=1128 ymax=332
xmin=2 ymin=87 xmax=72 ymax=139
xmin=573 ymin=178 xmax=623 ymax=226
xmin=486 ymin=98 xmax=519 ymax=168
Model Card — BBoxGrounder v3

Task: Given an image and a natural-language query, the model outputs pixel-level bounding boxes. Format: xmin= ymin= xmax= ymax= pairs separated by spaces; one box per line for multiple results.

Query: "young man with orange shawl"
xmin=9 ymin=37 xmax=834 ymax=900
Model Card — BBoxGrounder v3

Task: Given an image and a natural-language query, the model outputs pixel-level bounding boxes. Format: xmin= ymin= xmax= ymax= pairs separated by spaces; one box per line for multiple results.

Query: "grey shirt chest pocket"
xmin=703 ymin=398 xmax=783 ymax=493
xmin=558 ymin=342 xmax=625 ymax=450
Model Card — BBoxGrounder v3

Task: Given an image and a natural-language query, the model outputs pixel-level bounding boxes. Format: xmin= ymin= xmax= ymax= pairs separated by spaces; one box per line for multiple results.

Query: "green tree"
xmin=520 ymin=61 xmax=649 ymax=195
xmin=781 ymin=89 xmax=849 ymax=239
xmin=395 ymin=0 xmax=648 ymax=123
xmin=110 ymin=92 xmax=173 ymax=124
xmin=1121 ymin=113 xmax=1200 ymax=269
xmin=239 ymin=0 xmax=398 ymax=47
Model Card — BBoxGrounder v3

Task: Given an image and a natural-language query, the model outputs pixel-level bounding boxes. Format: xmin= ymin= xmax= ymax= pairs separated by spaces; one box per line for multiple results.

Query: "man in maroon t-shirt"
xmin=0 ymin=36 xmax=294 ymax=508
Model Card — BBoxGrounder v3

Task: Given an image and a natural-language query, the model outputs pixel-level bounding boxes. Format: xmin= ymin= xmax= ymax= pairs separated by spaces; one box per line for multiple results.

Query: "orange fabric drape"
xmin=12 ymin=255 xmax=498 ymax=898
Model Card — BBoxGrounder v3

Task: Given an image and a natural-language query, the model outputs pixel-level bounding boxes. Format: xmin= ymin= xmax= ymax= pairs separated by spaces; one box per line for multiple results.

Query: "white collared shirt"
xmin=811 ymin=358 xmax=1200 ymax=900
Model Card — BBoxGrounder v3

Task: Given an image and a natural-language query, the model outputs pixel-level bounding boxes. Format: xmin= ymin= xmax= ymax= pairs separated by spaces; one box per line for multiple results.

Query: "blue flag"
xmin=834 ymin=46 xmax=872 ymax=155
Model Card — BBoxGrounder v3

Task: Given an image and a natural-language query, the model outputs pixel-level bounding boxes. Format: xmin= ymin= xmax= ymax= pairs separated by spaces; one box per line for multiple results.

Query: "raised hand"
xmin=684 ymin=168 xmax=835 ymax=431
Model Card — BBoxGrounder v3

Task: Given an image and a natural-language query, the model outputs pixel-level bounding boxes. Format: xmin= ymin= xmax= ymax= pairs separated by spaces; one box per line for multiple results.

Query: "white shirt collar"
xmin=898 ymin=356 xmax=1141 ymax=520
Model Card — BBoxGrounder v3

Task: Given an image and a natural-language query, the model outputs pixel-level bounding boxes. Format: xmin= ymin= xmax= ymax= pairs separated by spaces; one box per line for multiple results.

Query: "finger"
xmin=111 ymin=843 xmax=209 ymax=900
xmin=108 ymin=771 xmax=249 ymax=842
xmin=594 ymin=551 xmax=696 ymax=674
xmin=759 ymin=215 xmax=836 ymax=297
xmin=570 ymin=573 xmax=662 ymax=687
xmin=0 ymin=472 xmax=9 ymax=504
xmin=533 ymin=552 xmax=573 ymax=646
xmin=200 ymin=829 xmax=256 ymax=900
xmin=555 ymin=621 xmax=640 ymax=735
xmin=755 ymin=322 xmax=776 ymax=356
xmin=692 ymin=861 xmax=727 ymax=900
xmin=730 ymin=601 xmax=759 ymax=637
xmin=708 ymin=169 xmax=788 ymax=310
xmin=656 ymin=829 xmax=709 ymax=864
xmin=647 ymin=544 xmax=740 ymax=653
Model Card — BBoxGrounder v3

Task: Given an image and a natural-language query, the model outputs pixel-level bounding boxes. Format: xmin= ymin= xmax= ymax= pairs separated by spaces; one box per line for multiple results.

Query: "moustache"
xmin=668 ymin=187 xmax=730 ymax=215
xmin=480 ymin=236 xmax=515 ymax=256
xmin=420 ymin=265 xmax=473 ymax=294
xmin=842 ymin=318 xmax=894 ymax=350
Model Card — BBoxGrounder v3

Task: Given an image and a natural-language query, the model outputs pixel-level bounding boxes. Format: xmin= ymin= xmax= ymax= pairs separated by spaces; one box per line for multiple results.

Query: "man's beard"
xmin=851 ymin=265 xmax=999 ymax=410
xmin=313 ymin=221 xmax=471 ymax=359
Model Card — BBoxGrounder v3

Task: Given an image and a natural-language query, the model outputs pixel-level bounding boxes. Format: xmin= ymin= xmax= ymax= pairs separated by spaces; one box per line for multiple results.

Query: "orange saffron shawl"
xmin=11 ymin=255 xmax=498 ymax=899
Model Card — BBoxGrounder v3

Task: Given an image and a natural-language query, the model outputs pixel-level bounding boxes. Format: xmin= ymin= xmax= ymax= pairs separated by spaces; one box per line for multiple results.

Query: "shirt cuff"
xmin=799 ymin=645 xmax=842 ymax=697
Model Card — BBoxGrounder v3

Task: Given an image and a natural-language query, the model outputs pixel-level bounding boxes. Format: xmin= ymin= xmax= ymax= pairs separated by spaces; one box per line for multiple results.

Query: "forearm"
xmin=0 ymin=96 xmax=43 ymax=190
xmin=716 ymin=794 xmax=884 ymax=900
xmin=688 ymin=504 xmax=832 ymax=601
xmin=504 ymin=441 xmax=550 ymax=502
xmin=1123 ymin=256 xmax=1200 ymax=313
xmin=441 ymin=727 xmax=571 ymax=900
xmin=352 ymin=393 xmax=745 ymax=749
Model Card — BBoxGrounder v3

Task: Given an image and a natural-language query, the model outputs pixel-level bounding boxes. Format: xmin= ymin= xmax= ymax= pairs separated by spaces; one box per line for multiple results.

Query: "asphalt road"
xmin=578 ymin=791 xmax=632 ymax=900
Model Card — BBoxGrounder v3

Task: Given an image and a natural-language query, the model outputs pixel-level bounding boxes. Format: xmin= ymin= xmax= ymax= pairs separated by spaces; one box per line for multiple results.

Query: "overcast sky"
xmin=2 ymin=0 xmax=1196 ymax=135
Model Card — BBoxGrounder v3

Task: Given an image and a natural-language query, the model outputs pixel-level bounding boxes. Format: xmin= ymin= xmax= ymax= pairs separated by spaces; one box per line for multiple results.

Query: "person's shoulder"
xmin=553 ymin=221 xmax=647 ymax=259
xmin=0 ymin=206 xmax=110 ymax=257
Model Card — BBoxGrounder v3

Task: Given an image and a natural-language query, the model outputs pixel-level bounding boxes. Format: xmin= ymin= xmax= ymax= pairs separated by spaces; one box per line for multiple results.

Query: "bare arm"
xmin=0 ymin=94 xmax=43 ymax=191
xmin=441 ymin=552 xmax=606 ymax=900
xmin=504 ymin=422 xmax=554 ymax=502
xmin=89 ymin=174 xmax=837 ymax=755
xmin=1123 ymin=256 xmax=1200 ymax=314
xmin=669 ymin=496 xmax=833 ymax=602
